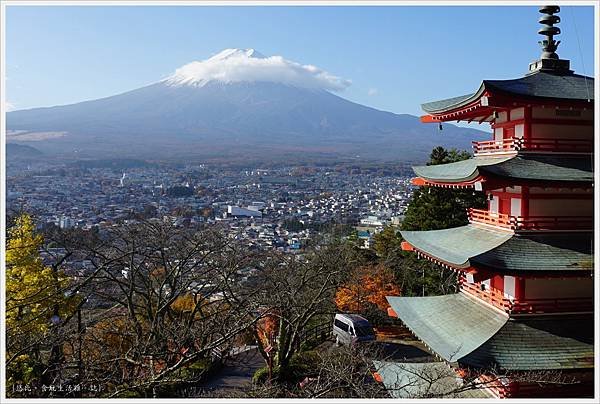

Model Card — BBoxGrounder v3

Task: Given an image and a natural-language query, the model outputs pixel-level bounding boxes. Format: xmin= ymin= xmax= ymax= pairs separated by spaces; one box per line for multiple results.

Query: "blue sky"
xmin=5 ymin=5 xmax=596 ymax=116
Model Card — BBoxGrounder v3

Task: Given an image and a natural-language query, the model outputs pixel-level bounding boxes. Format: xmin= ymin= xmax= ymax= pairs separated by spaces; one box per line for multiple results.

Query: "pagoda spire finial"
xmin=528 ymin=5 xmax=572 ymax=75
xmin=538 ymin=5 xmax=561 ymax=60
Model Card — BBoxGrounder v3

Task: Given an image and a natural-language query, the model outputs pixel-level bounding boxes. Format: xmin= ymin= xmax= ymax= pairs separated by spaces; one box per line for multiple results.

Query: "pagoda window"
xmin=488 ymin=195 xmax=499 ymax=214
xmin=523 ymin=278 xmax=593 ymax=301
xmin=514 ymin=123 xmax=524 ymax=139
xmin=528 ymin=198 xmax=593 ymax=217
xmin=493 ymin=127 xmax=503 ymax=142
xmin=504 ymin=276 xmax=516 ymax=300
xmin=496 ymin=111 xmax=508 ymax=123
xmin=510 ymin=198 xmax=521 ymax=217
xmin=532 ymin=106 xmax=593 ymax=121
xmin=510 ymin=107 xmax=525 ymax=120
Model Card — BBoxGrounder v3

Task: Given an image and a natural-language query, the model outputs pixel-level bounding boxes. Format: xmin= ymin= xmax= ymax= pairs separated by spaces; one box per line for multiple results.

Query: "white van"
xmin=333 ymin=313 xmax=376 ymax=346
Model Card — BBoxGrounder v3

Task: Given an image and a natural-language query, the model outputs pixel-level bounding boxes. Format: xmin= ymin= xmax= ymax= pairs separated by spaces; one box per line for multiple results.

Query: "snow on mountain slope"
xmin=163 ymin=48 xmax=351 ymax=90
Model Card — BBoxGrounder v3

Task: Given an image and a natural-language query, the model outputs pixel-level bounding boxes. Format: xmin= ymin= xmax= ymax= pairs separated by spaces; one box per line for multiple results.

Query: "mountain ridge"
xmin=7 ymin=48 xmax=488 ymax=161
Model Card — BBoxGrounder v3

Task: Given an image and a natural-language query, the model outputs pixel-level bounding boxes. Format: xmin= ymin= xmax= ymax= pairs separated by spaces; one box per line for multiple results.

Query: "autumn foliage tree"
xmin=6 ymin=213 xmax=78 ymax=390
xmin=335 ymin=264 xmax=400 ymax=314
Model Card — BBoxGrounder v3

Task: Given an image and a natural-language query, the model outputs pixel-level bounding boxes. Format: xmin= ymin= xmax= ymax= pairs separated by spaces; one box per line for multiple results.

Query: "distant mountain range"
xmin=6 ymin=143 xmax=44 ymax=159
xmin=7 ymin=48 xmax=487 ymax=162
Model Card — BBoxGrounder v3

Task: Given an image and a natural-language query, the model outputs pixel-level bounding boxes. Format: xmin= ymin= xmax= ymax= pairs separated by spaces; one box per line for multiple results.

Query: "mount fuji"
xmin=7 ymin=48 xmax=487 ymax=161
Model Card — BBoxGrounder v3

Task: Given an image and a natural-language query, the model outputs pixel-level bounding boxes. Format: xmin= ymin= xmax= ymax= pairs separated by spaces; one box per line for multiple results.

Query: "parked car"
xmin=333 ymin=313 xmax=376 ymax=345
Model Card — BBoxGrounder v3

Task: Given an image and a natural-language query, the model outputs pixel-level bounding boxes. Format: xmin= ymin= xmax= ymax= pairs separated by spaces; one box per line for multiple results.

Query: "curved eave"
xmin=412 ymin=154 xmax=593 ymax=185
xmin=422 ymin=83 xmax=487 ymax=115
xmin=387 ymin=294 xmax=594 ymax=371
xmin=479 ymin=155 xmax=593 ymax=184
xmin=412 ymin=155 xmax=515 ymax=184
xmin=421 ymin=72 xmax=595 ymax=119
xmin=400 ymin=225 xmax=513 ymax=269
xmin=411 ymin=175 xmax=485 ymax=188
xmin=401 ymin=226 xmax=593 ymax=274
xmin=386 ymin=293 xmax=508 ymax=362
xmin=462 ymin=314 xmax=594 ymax=371
xmin=470 ymin=232 xmax=594 ymax=274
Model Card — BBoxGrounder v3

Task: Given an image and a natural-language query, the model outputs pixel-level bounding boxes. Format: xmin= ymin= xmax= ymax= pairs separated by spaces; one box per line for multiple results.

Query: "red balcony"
xmin=472 ymin=138 xmax=518 ymax=155
xmin=511 ymin=215 xmax=593 ymax=231
xmin=473 ymin=137 xmax=593 ymax=156
xmin=468 ymin=208 xmax=593 ymax=231
xmin=461 ymin=281 xmax=511 ymax=311
xmin=468 ymin=208 xmax=513 ymax=228
xmin=520 ymin=137 xmax=593 ymax=153
xmin=460 ymin=281 xmax=593 ymax=314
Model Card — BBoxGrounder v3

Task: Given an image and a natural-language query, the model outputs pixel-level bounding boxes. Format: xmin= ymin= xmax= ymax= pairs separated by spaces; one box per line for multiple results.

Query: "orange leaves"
xmin=335 ymin=264 xmax=400 ymax=313
xmin=256 ymin=312 xmax=278 ymax=348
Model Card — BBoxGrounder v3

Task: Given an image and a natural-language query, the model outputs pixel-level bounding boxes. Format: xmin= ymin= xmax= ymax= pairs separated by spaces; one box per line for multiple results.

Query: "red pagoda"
xmin=386 ymin=6 xmax=594 ymax=398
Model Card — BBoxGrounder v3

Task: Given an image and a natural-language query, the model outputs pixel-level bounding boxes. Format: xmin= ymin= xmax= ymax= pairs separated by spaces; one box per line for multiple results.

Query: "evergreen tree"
xmin=402 ymin=147 xmax=486 ymax=231
xmin=384 ymin=147 xmax=486 ymax=296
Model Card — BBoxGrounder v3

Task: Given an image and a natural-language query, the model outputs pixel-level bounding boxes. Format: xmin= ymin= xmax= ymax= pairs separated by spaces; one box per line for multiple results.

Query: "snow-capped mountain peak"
xmin=207 ymin=48 xmax=266 ymax=61
xmin=163 ymin=48 xmax=350 ymax=91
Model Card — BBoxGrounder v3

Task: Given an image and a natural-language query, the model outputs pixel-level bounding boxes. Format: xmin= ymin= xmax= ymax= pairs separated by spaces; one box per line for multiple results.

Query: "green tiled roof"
xmin=412 ymin=155 xmax=513 ymax=183
xmin=413 ymin=154 xmax=593 ymax=184
xmin=421 ymin=93 xmax=476 ymax=114
xmin=386 ymin=293 xmax=508 ymax=362
xmin=373 ymin=360 xmax=493 ymax=398
xmin=462 ymin=314 xmax=594 ymax=371
xmin=387 ymin=294 xmax=594 ymax=371
xmin=421 ymin=71 xmax=594 ymax=114
xmin=471 ymin=232 xmax=594 ymax=273
xmin=401 ymin=225 xmax=593 ymax=273
xmin=485 ymin=72 xmax=595 ymax=102
xmin=479 ymin=155 xmax=593 ymax=182
xmin=401 ymin=225 xmax=513 ymax=268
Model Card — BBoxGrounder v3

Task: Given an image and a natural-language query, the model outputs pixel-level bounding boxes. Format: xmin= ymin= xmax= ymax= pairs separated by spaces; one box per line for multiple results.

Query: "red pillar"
xmin=521 ymin=185 xmax=530 ymax=220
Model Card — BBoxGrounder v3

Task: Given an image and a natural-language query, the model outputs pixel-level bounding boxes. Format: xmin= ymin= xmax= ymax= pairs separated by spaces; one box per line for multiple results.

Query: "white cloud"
xmin=164 ymin=48 xmax=351 ymax=92
xmin=368 ymin=88 xmax=378 ymax=96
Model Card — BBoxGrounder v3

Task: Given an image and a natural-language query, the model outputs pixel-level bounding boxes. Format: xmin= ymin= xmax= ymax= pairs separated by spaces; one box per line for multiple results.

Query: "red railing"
xmin=460 ymin=282 xmax=593 ymax=314
xmin=512 ymin=216 xmax=593 ymax=231
xmin=461 ymin=281 xmax=511 ymax=311
xmin=468 ymin=208 xmax=593 ymax=231
xmin=468 ymin=208 xmax=513 ymax=228
xmin=473 ymin=137 xmax=593 ymax=155
xmin=520 ymin=137 xmax=593 ymax=153
xmin=510 ymin=297 xmax=594 ymax=314
xmin=472 ymin=138 xmax=518 ymax=155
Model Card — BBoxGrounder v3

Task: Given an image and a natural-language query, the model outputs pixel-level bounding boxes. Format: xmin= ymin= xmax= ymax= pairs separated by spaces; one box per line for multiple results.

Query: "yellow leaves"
xmin=170 ymin=293 xmax=201 ymax=313
xmin=6 ymin=213 xmax=76 ymax=335
xmin=335 ymin=264 xmax=401 ymax=313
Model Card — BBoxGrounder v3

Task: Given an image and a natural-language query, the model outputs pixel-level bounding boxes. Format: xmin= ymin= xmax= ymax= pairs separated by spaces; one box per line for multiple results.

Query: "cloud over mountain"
xmin=164 ymin=48 xmax=351 ymax=91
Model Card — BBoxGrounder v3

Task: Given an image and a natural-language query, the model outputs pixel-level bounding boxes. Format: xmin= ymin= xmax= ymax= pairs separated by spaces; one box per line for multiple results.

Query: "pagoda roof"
xmin=386 ymin=293 xmax=508 ymax=362
xmin=462 ymin=313 xmax=594 ymax=371
xmin=401 ymin=225 xmax=593 ymax=273
xmin=401 ymin=225 xmax=512 ymax=269
xmin=422 ymin=71 xmax=594 ymax=115
xmin=413 ymin=154 xmax=593 ymax=185
xmin=386 ymin=293 xmax=594 ymax=371
xmin=471 ymin=232 xmax=593 ymax=273
xmin=372 ymin=360 xmax=493 ymax=398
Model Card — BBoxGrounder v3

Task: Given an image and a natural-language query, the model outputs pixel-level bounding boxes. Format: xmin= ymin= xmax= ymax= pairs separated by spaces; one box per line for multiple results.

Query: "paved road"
xmin=196 ymin=347 xmax=264 ymax=396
